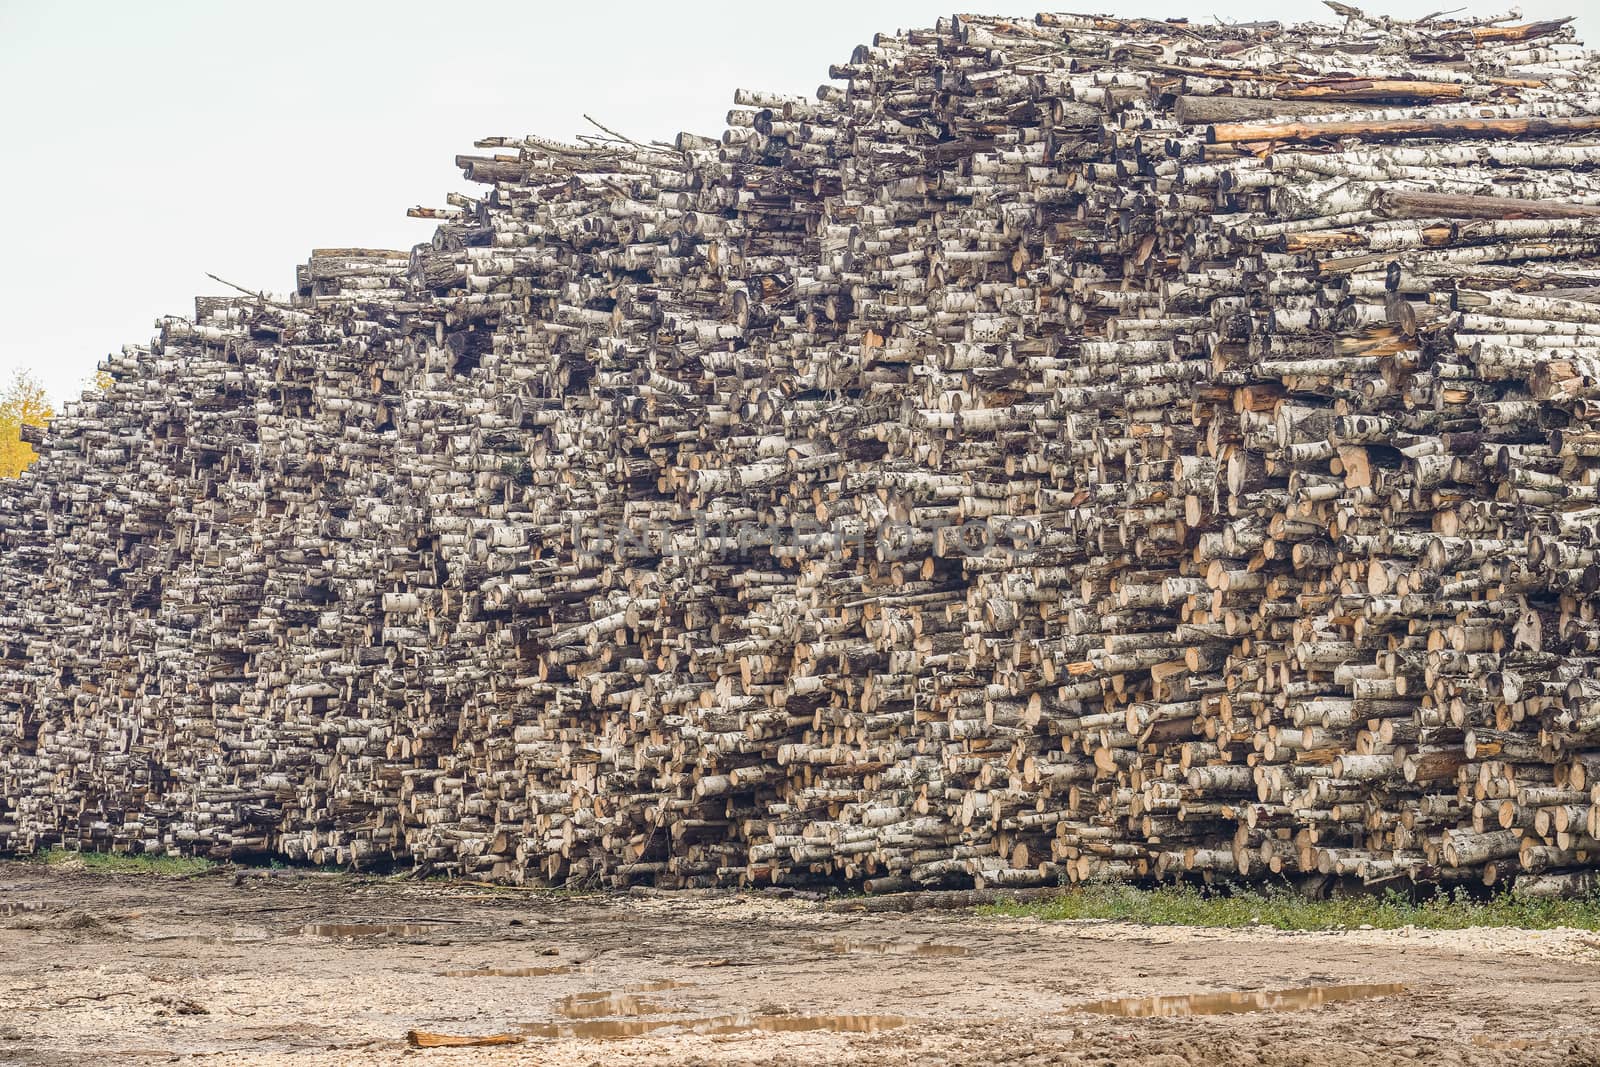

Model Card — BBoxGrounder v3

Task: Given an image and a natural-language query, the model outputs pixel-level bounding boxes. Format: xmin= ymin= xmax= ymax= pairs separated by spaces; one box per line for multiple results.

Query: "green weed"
xmin=36 ymin=847 xmax=215 ymax=877
xmin=980 ymin=881 xmax=1600 ymax=931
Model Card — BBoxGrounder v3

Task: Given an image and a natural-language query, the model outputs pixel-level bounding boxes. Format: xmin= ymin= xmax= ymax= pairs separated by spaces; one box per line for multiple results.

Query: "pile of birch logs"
xmin=5 ymin=6 xmax=1600 ymax=897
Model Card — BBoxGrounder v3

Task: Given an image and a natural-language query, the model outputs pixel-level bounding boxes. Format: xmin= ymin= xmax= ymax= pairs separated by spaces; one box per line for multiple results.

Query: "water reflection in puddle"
xmin=517 ymin=981 xmax=904 ymax=1041
xmin=519 ymin=1013 xmax=907 ymax=1040
xmin=805 ymin=938 xmax=968 ymax=957
xmin=559 ymin=993 xmax=672 ymax=1019
xmin=624 ymin=980 xmax=690 ymax=993
xmin=1073 ymin=983 xmax=1406 ymax=1017
xmin=1472 ymin=1035 xmax=1552 ymax=1051
xmin=521 ymin=1018 xmax=680 ymax=1040
xmin=712 ymin=1014 xmax=906 ymax=1035
xmin=141 ymin=927 xmax=272 ymax=944
xmin=556 ymin=982 xmax=690 ymax=1018
xmin=302 ymin=923 xmax=450 ymax=938
xmin=441 ymin=964 xmax=573 ymax=978
xmin=0 ymin=902 xmax=49 ymax=917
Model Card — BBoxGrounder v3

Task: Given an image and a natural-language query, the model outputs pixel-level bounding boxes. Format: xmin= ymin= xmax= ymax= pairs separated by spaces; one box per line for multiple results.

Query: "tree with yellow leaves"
xmin=0 ymin=370 xmax=53 ymax=478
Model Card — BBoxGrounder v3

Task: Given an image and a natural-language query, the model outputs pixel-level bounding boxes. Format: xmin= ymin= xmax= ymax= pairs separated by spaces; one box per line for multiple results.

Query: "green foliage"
xmin=980 ymin=882 xmax=1600 ymax=931
xmin=37 ymin=847 xmax=215 ymax=877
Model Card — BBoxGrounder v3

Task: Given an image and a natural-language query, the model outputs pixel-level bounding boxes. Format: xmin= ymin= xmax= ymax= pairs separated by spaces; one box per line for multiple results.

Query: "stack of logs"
xmin=5 ymin=7 xmax=1600 ymax=897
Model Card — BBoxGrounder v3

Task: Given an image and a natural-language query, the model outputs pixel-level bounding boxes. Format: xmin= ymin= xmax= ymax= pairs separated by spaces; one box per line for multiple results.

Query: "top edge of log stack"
xmin=5 ymin=5 xmax=1600 ymax=899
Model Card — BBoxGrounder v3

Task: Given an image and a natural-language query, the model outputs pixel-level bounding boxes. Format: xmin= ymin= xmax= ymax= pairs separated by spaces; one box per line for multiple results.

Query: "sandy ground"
xmin=0 ymin=861 xmax=1597 ymax=1065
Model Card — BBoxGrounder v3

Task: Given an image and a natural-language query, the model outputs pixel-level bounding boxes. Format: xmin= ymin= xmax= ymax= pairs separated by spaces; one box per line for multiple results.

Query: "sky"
xmin=0 ymin=0 xmax=1591 ymax=405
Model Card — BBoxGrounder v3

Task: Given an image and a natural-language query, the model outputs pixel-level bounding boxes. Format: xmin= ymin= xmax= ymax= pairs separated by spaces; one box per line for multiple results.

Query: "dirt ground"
xmin=1 ymin=861 xmax=1597 ymax=1065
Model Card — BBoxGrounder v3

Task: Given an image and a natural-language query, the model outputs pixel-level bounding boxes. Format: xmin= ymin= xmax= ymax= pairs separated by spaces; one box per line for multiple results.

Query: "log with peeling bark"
xmin=4 ymin=5 xmax=1600 ymax=896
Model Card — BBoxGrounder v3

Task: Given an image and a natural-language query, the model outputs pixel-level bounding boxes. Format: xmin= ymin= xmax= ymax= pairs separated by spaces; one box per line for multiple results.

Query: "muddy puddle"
xmin=1073 ymin=983 xmax=1407 ymax=1018
xmin=0 ymin=902 xmax=49 ymax=917
xmin=558 ymin=993 xmax=674 ymax=1019
xmin=508 ymin=980 xmax=907 ymax=1041
xmin=518 ymin=1013 xmax=908 ymax=1041
xmin=556 ymin=981 xmax=689 ymax=1018
xmin=140 ymin=926 xmax=272 ymax=944
xmin=440 ymin=964 xmax=573 ymax=978
xmin=708 ymin=1014 xmax=906 ymax=1035
xmin=302 ymin=922 xmax=458 ymax=939
xmin=1472 ymin=1034 xmax=1554 ymax=1051
xmin=805 ymin=937 xmax=967 ymax=957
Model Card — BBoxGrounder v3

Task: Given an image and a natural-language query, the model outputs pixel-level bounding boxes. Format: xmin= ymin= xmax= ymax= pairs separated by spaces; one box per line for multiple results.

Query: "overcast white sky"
xmin=0 ymin=1 xmax=1589 ymax=404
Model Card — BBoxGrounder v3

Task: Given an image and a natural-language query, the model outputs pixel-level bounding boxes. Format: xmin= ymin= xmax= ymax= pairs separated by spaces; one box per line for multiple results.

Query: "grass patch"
xmin=980 ymin=882 xmax=1600 ymax=932
xmin=37 ymin=847 xmax=216 ymax=877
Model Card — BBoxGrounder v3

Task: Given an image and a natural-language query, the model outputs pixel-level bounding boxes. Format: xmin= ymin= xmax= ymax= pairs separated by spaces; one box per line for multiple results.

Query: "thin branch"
xmin=583 ymin=113 xmax=647 ymax=148
xmin=204 ymin=272 xmax=267 ymax=302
